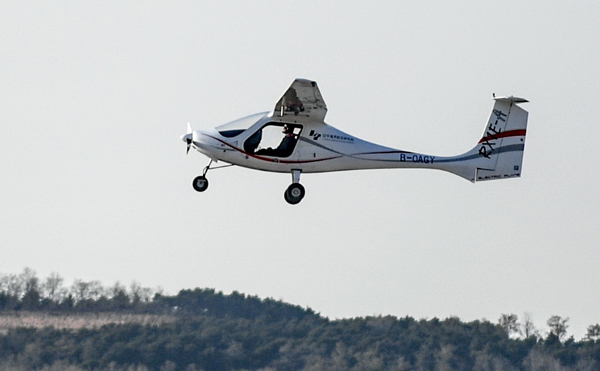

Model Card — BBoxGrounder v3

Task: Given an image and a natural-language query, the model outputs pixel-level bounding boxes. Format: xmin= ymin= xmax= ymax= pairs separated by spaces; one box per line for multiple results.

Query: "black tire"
xmin=192 ymin=176 xmax=209 ymax=192
xmin=284 ymin=183 xmax=305 ymax=205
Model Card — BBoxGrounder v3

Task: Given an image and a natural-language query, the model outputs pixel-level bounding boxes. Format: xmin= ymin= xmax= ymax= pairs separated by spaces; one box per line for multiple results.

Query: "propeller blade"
xmin=185 ymin=122 xmax=193 ymax=155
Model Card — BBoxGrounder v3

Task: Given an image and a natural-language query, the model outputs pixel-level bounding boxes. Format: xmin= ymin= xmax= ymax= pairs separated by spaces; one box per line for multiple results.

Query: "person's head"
xmin=282 ymin=125 xmax=292 ymax=134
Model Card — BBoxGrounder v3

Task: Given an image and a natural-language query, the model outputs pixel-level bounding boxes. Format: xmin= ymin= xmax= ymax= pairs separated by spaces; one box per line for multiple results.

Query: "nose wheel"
xmin=192 ymin=176 xmax=209 ymax=192
xmin=191 ymin=159 xmax=234 ymax=193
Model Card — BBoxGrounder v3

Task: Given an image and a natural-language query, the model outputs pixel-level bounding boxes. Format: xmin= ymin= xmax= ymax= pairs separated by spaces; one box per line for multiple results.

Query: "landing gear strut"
xmin=284 ymin=169 xmax=305 ymax=205
xmin=191 ymin=159 xmax=233 ymax=193
xmin=192 ymin=161 xmax=211 ymax=192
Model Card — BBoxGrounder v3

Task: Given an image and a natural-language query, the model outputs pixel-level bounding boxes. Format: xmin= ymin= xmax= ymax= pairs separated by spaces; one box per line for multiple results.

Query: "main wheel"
xmin=284 ymin=183 xmax=305 ymax=205
xmin=192 ymin=176 xmax=209 ymax=192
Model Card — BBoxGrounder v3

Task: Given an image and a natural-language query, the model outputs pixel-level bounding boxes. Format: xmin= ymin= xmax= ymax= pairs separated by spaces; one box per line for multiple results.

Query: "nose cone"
xmin=181 ymin=129 xmax=213 ymax=155
xmin=180 ymin=133 xmax=192 ymax=143
xmin=181 ymin=122 xmax=194 ymax=143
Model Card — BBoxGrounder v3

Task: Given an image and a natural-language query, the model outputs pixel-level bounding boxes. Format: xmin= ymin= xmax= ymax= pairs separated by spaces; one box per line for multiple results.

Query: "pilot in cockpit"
xmin=277 ymin=125 xmax=296 ymax=155
xmin=254 ymin=124 xmax=298 ymax=157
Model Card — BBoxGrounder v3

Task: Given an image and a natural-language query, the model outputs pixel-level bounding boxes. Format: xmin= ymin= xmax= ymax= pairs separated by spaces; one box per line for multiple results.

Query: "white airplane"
xmin=181 ymin=79 xmax=528 ymax=204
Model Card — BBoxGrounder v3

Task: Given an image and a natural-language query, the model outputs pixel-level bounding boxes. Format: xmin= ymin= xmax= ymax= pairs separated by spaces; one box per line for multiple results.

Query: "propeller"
xmin=183 ymin=122 xmax=193 ymax=154
xmin=186 ymin=138 xmax=192 ymax=154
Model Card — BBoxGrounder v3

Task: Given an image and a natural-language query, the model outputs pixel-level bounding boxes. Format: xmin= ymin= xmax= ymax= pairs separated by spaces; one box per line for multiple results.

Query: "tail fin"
xmin=441 ymin=96 xmax=529 ymax=182
xmin=475 ymin=96 xmax=529 ymax=181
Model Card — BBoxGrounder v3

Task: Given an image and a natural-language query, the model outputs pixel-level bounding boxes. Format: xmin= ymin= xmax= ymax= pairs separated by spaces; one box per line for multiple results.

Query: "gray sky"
xmin=2 ymin=1 xmax=599 ymax=338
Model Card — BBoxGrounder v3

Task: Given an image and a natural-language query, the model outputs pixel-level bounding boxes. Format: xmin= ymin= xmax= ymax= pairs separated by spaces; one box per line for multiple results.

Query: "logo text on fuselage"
xmin=309 ymin=130 xmax=354 ymax=143
xmin=479 ymin=109 xmax=506 ymax=159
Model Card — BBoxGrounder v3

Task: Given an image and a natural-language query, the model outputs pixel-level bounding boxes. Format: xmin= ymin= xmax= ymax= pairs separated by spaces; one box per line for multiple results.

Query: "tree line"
xmin=0 ymin=268 xmax=154 ymax=312
xmin=0 ymin=269 xmax=315 ymax=321
xmin=1 ymin=268 xmax=600 ymax=370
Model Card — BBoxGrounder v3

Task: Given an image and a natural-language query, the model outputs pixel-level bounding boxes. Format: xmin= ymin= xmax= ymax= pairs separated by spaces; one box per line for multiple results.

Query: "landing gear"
xmin=192 ymin=176 xmax=208 ymax=192
xmin=191 ymin=160 xmax=233 ymax=193
xmin=284 ymin=183 xmax=305 ymax=205
xmin=192 ymin=160 xmax=211 ymax=193
xmin=284 ymin=169 xmax=305 ymax=205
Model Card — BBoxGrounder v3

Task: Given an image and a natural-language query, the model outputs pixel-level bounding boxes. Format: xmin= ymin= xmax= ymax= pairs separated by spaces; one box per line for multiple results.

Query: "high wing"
xmin=273 ymin=78 xmax=327 ymax=123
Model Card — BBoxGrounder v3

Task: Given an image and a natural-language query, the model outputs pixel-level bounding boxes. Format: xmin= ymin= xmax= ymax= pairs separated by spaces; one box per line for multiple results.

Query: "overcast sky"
xmin=2 ymin=1 xmax=599 ymax=339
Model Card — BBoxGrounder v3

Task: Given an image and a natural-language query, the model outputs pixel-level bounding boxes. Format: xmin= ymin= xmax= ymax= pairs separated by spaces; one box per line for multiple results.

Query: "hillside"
xmin=1 ymin=269 xmax=600 ymax=370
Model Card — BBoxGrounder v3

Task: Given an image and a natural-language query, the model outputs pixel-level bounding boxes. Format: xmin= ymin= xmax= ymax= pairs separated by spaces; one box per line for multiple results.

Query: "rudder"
xmin=475 ymin=96 xmax=529 ymax=181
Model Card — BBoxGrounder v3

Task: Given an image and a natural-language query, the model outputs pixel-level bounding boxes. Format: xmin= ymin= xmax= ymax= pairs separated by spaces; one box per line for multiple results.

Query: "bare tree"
xmin=19 ymin=268 xmax=41 ymax=308
xmin=522 ymin=349 xmax=567 ymax=371
xmin=330 ymin=342 xmax=351 ymax=371
xmin=6 ymin=274 xmax=22 ymax=298
xmin=19 ymin=268 xmax=39 ymax=293
xmin=130 ymin=281 xmax=143 ymax=304
xmin=87 ymin=281 xmax=105 ymax=301
xmin=521 ymin=312 xmax=538 ymax=339
xmin=42 ymin=272 xmax=67 ymax=303
xmin=71 ymin=280 xmax=90 ymax=303
xmin=0 ymin=273 xmax=9 ymax=294
xmin=435 ymin=344 xmax=455 ymax=371
xmin=498 ymin=314 xmax=520 ymax=337
xmin=353 ymin=348 xmax=384 ymax=371
xmin=547 ymin=315 xmax=569 ymax=342
xmin=110 ymin=281 xmax=127 ymax=299
xmin=110 ymin=281 xmax=130 ymax=309
xmin=585 ymin=324 xmax=600 ymax=342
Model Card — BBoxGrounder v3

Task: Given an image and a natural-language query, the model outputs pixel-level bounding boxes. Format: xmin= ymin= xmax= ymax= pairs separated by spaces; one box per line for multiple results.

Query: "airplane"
xmin=181 ymin=78 xmax=529 ymax=205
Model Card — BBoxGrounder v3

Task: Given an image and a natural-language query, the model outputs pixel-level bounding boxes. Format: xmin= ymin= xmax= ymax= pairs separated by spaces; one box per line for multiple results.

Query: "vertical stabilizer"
xmin=475 ymin=96 xmax=528 ymax=181
xmin=437 ymin=96 xmax=529 ymax=182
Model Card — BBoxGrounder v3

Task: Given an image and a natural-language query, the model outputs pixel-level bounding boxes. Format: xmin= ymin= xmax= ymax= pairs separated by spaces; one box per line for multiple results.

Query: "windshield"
xmin=216 ymin=112 xmax=269 ymax=137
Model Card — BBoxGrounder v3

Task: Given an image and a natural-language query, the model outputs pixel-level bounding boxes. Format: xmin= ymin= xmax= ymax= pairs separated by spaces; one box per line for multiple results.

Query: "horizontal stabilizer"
xmin=493 ymin=95 xmax=529 ymax=104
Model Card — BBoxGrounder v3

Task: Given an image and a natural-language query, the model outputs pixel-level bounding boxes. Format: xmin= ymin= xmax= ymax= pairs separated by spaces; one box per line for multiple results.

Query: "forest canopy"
xmin=1 ymin=268 xmax=599 ymax=371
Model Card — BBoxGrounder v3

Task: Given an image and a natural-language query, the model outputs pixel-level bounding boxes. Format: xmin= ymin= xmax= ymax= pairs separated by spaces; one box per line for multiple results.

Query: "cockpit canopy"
xmin=215 ymin=111 xmax=303 ymax=158
xmin=216 ymin=112 xmax=269 ymax=137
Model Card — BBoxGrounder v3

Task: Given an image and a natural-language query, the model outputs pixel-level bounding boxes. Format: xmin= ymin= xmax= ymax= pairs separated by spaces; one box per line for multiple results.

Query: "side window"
xmin=243 ymin=129 xmax=262 ymax=153
xmin=245 ymin=123 xmax=302 ymax=157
